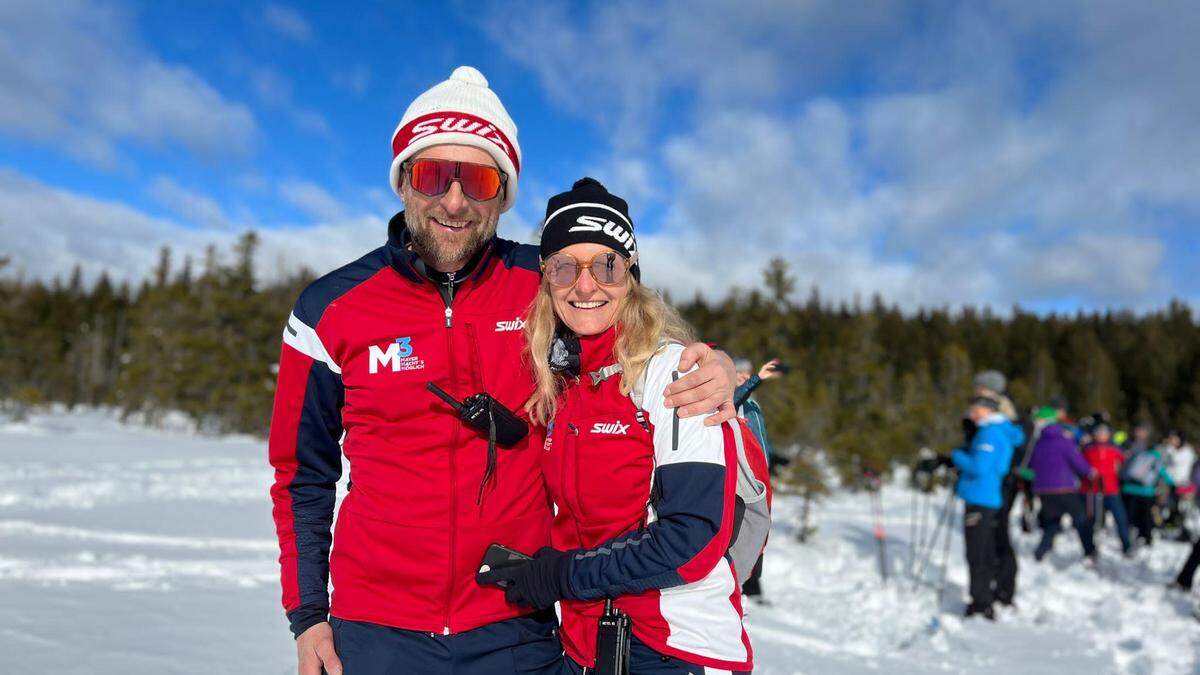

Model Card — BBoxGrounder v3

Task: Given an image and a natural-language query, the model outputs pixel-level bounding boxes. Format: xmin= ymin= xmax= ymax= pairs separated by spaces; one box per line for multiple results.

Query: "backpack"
xmin=1121 ymin=449 xmax=1160 ymax=487
xmin=596 ymin=349 xmax=773 ymax=587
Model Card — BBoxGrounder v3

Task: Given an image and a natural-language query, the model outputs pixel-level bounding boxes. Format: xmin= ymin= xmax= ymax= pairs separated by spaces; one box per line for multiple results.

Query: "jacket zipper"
xmin=565 ymin=419 xmax=585 ymax=544
xmin=442 ymin=270 xmax=457 ymax=635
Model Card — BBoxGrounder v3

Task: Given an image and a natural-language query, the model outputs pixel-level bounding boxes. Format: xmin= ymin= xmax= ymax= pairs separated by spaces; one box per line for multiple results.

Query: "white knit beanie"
xmin=389 ymin=66 xmax=521 ymax=212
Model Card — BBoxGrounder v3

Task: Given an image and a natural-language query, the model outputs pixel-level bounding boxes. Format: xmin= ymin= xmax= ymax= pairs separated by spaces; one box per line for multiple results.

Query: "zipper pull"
xmin=567 ymin=422 xmax=579 ymax=436
xmin=444 ymin=271 xmax=457 ymax=328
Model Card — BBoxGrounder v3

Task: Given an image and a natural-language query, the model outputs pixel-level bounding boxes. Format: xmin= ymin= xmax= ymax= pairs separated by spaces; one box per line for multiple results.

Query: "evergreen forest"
xmin=3 ymin=236 xmax=1198 ymax=495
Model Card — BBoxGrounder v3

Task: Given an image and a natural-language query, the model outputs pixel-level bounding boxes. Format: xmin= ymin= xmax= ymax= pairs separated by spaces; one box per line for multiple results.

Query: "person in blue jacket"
xmin=952 ymin=395 xmax=1024 ymax=620
xmin=733 ymin=356 xmax=783 ymax=603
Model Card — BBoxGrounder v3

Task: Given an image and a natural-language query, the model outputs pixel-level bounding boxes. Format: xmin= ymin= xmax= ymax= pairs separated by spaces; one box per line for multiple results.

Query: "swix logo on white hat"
xmin=408 ymin=115 xmax=512 ymax=156
xmin=495 ymin=317 xmax=526 ymax=332
xmin=591 ymin=421 xmax=630 ymax=435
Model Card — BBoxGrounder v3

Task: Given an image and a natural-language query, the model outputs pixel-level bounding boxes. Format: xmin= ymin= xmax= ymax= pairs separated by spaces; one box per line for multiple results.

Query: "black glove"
xmin=478 ymin=547 xmax=573 ymax=609
xmin=915 ymin=455 xmax=954 ymax=475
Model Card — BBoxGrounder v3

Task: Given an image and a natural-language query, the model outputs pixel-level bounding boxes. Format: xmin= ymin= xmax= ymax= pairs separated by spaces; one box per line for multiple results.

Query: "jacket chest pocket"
xmin=461 ymin=315 xmax=533 ymax=412
xmin=570 ymin=414 xmax=654 ymax=526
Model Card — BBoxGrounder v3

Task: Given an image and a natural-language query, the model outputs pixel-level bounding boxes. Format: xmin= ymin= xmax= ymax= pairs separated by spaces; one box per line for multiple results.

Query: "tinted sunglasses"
xmin=542 ymin=251 xmax=639 ymax=288
xmin=403 ymin=158 xmax=506 ymax=202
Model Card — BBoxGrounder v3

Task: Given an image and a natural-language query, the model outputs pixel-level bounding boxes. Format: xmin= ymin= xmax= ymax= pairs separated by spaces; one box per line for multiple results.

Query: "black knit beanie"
xmin=539 ymin=177 xmax=639 ymax=280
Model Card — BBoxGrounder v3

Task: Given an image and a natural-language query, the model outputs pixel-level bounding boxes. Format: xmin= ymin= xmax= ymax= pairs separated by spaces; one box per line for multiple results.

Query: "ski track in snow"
xmin=2 ymin=408 xmax=1199 ymax=674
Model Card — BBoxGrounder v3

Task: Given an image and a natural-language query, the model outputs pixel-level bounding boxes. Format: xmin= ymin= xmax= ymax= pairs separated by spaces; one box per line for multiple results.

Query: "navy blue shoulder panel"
xmin=492 ymin=237 xmax=540 ymax=273
xmin=293 ymin=246 xmax=389 ymax=328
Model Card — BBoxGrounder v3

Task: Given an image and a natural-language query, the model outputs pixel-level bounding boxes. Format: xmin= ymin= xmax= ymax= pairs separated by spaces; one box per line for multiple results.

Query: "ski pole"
xmin=908 ymin=483 xmax=918 ymax=579
xmin=913 ymin=487 xmax=956 ymax=590
xmin=874 ymin=489 xmax=889 ymax=583
xmin=936 ymin=497 xmax=958 ymax=608
xmin=865 ymin=468 xmax=888 ymax=583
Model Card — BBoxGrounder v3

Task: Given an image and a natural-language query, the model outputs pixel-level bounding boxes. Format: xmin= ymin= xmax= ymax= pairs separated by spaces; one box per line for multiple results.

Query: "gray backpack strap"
xmin=630 ymin=340 xmax=674 ymax=410
xmin=588 ymin=363 xmax=624 ymax=386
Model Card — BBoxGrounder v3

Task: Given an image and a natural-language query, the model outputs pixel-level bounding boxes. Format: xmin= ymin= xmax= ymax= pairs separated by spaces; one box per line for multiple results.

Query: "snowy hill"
xmin=2 ymin=409 xmax=1198 ymax=674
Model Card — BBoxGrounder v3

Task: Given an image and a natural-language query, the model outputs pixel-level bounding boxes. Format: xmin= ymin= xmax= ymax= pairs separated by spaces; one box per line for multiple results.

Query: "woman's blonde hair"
xmin=523 ymin=275 xmax=695 ymax=425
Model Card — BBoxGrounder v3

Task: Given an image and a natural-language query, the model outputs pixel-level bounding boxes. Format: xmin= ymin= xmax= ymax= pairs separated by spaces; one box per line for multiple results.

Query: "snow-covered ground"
xmin=2 ymin=408 xmax=1199 ymax=674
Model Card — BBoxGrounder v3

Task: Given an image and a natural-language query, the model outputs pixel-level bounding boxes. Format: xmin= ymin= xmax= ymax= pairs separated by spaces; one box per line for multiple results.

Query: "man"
xmin=952 ymin=395 xmax=1022 ymax=620
xmin=733 ymin=356 xmax=782 ymax=603
xmin=268 ymin=66 xmax=737 ymax=674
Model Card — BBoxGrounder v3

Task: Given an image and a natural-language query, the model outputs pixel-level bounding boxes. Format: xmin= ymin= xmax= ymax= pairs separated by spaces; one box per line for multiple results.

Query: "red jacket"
xmin=268 ymin=213 xmax=550 ymax=637
xmin=543 ymin=328 xmax=752 ymax=671
xmin=1083 ymin=442 xmax=1125 ymax=495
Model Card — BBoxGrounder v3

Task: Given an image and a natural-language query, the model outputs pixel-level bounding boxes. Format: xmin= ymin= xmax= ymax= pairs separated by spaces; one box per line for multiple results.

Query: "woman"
xmin=483 ymin=178 xmax=753 ymax=674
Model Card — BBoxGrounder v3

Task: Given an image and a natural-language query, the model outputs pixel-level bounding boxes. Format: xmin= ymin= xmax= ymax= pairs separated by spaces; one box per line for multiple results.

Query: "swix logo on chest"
xmin=368 ymin=337 xmax=426 ymax=374
xmin=591 ymin=421 xmax=630 ymax=435
xmin=495 ymin=317 xmax=526 ymax=332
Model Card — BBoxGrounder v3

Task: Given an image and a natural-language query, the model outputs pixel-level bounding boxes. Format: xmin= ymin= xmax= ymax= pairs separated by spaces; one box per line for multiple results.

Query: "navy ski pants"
xmin=330 ymin=610 xmax=562 ymax=674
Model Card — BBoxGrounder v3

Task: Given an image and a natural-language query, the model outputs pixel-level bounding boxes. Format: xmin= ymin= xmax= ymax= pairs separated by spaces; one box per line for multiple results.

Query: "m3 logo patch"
xmin=368 ymin=337 xmax=425 ymax=374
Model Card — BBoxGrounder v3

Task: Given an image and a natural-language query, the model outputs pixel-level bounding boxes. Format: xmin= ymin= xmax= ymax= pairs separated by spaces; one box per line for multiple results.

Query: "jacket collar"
xmin=385 ymin=210 xmax=496 ymax=284
xmin=977 ymin=412 xmax=1007 ymax=427
xmin=578 ymin=326 xmax=619 ymax=376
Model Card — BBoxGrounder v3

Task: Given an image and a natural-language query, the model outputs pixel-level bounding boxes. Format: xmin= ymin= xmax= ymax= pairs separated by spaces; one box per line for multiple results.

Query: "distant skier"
xmin=1081 ymin=423 xmax=1133 ymax=555
xmin=1121 ymin=436 xmax=1175 ymax=548
xmin=1028 ymin=411 xmax=1098 ymax=563
xmin=1170 ymin=535 xmax=1200 ymax=593
xmin=734 ymin=355 xmax=784 ymax=604
xmin=973 ymin=370 xmax=1021 ymax=606
xmin=1163 ymin=431 xmax=1196 ymax=541
xmin=952 ymin=395 xmax=1023 ymax=619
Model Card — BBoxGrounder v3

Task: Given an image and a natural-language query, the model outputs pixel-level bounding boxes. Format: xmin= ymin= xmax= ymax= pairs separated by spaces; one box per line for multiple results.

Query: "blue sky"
xmin=0 ymin=1 xmax=1196 ymax=313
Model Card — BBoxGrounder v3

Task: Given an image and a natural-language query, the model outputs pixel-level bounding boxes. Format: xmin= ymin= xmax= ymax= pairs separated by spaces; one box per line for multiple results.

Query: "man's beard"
xmin=407 ymin=211 xmax=498 ymax=272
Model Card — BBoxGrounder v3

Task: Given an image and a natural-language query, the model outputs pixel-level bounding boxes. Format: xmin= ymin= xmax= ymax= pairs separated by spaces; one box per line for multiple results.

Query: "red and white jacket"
xmin=545 ymin=328 xmax=753 ymax=671
xmin=268 ymin=212 xmax=551 ymax=637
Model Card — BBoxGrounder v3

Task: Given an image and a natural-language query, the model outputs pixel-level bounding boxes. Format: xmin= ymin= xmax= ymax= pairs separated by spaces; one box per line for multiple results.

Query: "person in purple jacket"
xmin=1029 ymin=418 xmax=1099 ymax=562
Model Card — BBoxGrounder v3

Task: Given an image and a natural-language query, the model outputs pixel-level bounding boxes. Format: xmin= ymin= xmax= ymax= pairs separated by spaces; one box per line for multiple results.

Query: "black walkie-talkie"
xmin=425 ymin=382 xmax=528 ymax=447
xmin=592 ymin=599 xmax=631 ymax=675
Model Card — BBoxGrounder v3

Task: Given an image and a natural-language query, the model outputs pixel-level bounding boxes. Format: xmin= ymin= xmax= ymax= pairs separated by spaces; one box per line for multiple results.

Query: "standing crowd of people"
xmin=929 ymin=370 xmax=1199 ymax=621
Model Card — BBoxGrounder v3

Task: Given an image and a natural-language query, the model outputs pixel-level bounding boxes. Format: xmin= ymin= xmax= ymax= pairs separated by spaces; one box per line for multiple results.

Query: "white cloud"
xmin=0 ymin=0 xmax=258 ymax=166
xmin=331 ymin=64 xmax=371 ymax=96
xmin=279 ymin=181 xmax=349 ymax=222
xmin=146 ymin=176 xmax=234 ymax=230
xmin=241 ymin=63 xmax=331 ymax=137
xmin=0 ymin=169 xmax=383 ymax=287
xmin=484 ymin=0 xmax=1199 ymax=311
xmin=263 ymin=4 xmax=312 ymax=43
xmin=291 ymin=109 xmax=332 ymax=136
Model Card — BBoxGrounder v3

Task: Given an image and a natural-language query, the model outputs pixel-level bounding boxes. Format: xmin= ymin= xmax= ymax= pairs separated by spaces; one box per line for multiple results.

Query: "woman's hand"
xmin=478 ymin=547 xmax=570 ymax=609
xmin=664 ymin=343 xmax=736 ymax=426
